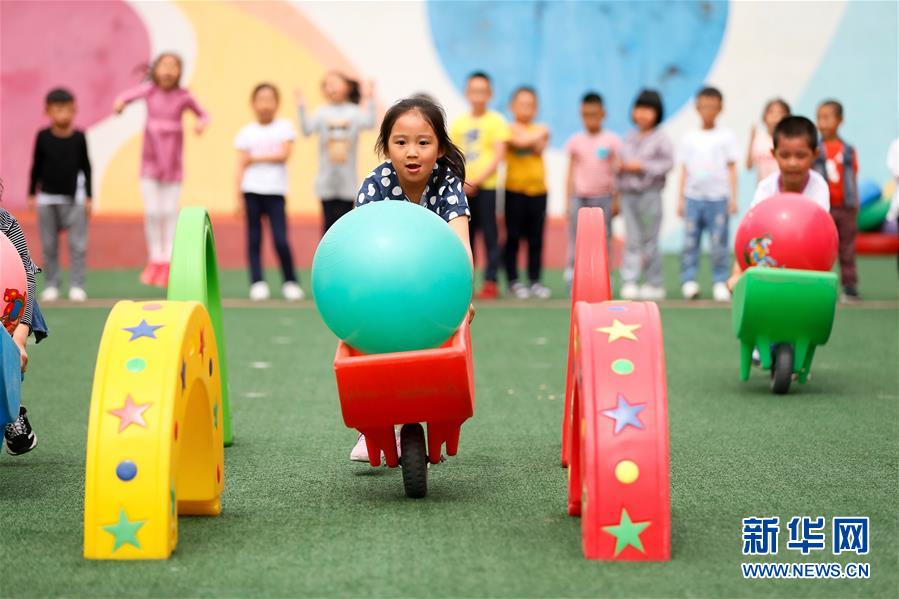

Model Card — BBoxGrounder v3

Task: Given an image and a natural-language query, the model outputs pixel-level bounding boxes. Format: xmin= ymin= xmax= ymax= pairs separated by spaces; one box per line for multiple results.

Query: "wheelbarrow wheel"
xmin=400 ymin=424 xmax=428 ymax=499
xmin=770 ymin=344 xmax=794 ymax=395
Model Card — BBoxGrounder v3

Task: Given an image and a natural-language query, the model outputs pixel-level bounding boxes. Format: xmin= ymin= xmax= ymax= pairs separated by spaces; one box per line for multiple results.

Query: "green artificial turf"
xmin=40 ymin=256 xmax=899 ymax=302
xmin=1 ymin=290 xmax=896 ymax=597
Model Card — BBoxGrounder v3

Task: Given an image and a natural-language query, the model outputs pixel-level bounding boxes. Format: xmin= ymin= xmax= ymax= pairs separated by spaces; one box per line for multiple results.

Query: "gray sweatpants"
xmin=38 ymin=203 xmax=88 ymax=289
xmin=565 ymin=196 xmax=614 ymax=284
xmin=619 ymin=189 xmax=663 ymax=287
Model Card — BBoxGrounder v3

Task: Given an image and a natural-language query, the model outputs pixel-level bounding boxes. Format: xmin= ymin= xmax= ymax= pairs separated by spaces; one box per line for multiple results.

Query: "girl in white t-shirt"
xmin=235 ymin=83 xmax=303 ymax=301
xmin=746 ymin=98 xmax=790 ymax=182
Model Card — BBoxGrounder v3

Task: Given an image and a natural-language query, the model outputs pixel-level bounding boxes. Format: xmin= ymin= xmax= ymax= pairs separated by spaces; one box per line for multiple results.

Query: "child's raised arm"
xmin=113 ymin=82 xmax=153 ymax=114
xmin=296 ymin=89 xmax=320 ymax=137
xmin=357 ymin=80 xmax=377 ymax=130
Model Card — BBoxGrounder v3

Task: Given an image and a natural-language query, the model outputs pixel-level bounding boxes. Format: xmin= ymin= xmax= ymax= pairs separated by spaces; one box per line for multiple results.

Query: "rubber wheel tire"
xmin=400 ymin=424 xmax=428 ymax=499
xmin=770 ymin=344 xmax=794 ymax=395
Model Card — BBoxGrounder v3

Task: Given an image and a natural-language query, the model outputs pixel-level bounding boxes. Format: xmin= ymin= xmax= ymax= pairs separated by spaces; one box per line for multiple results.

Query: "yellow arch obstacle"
xmin=84 ymin=208 xmax=230 ymax=560
xmin=84 ymin=300 xmax=224 ymax=559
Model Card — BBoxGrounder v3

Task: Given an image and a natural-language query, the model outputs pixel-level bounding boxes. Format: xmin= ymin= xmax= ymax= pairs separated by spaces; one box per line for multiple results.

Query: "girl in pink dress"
xmin=114 ymin=53 xmax=208 ymax=286
xmin=746 ymin=98 xmax=790 ymax=183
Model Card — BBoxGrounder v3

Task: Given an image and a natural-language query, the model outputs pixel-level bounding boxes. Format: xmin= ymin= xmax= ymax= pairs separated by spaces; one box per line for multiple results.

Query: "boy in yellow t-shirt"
xmin=505 ymin=87 xmax=551 ymax=299
xmin=451 ymin=72 xmax=509 ymax=299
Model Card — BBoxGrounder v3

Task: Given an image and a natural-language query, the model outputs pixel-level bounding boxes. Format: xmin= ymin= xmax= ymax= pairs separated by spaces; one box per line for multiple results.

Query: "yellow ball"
xmin=615 ymin=459 xmax=640 ymax=484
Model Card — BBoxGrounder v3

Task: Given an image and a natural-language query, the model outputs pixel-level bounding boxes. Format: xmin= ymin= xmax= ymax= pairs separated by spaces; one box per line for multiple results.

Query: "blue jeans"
xmin=681 ymin=198 xmax=730 ymax=284
xmin=31 ymin=301 xmax=49 ymax=344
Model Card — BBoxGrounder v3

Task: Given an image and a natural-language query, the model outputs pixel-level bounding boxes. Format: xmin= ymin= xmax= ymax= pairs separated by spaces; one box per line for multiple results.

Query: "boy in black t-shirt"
xmin=28 ymin=88 xmax=92 ymax=302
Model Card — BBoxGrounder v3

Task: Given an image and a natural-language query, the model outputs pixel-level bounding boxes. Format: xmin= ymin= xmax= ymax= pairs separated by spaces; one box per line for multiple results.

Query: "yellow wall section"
xmin=99 ymin=1 xmax=378 ymax=216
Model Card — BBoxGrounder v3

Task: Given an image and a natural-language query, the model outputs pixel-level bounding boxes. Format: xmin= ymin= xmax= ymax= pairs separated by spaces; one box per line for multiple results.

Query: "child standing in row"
xmin=814 ymin=100 xmax=860 ymax=301
xmin=451 ymin=72 xmax=508 ymax=299
xmin=297 ymin=72 xmax=376 ymax=234
xmin=746 ymin=98 xmax=791 ymax=182
xmin=678 ymin=86 xmax=739 ymax=302
xmin=114 ymin=53 xmax=208 ymax=288
xmin=564 ymin=92 xmax=620 ymax=292
xmin=351 ymin=95 xmax=472 ymax=461
xmin=617 ymin=89 xmax=674 ymax=300
xmin=505 ymin=87 xmax=551 ymax=299
xmin=28 ymin=88 xmax=92 ymax=302
xmin=234 ymin=83 xmax=302 ymax=302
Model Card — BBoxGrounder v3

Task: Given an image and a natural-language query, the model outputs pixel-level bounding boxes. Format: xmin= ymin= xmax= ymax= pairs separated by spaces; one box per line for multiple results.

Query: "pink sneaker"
xmin=153 ymin=263 xmax=170 ymax=288
xmin=139 ymin=263 xmax=160 ymax=286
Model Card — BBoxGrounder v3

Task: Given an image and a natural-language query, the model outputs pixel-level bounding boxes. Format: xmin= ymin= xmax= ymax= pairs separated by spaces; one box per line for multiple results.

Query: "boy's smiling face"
xmin=772 ymin=135 xmax=818 ymax=191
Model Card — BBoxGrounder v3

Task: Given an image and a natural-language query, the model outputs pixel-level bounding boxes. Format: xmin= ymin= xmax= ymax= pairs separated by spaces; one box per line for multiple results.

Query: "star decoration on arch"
xmin=122 ymin=320 xmax=163 ymax=341
xmin=596 ymin=319 xmax=641 ymax=342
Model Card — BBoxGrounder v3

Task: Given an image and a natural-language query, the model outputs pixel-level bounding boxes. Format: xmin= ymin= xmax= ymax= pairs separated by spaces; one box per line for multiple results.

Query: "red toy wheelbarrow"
xmin=333 ymin=322 xmax=475 ymax=498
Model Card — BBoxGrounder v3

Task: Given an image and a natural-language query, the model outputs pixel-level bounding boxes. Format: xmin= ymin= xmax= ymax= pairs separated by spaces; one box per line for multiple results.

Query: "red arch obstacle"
xmin=562 ymin=208 xmax=671 ymax=561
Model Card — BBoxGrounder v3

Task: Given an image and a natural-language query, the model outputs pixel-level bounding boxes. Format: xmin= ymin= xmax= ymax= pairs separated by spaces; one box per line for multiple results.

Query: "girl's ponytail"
xmin=346 ymin=78 xmax=361 ymax=105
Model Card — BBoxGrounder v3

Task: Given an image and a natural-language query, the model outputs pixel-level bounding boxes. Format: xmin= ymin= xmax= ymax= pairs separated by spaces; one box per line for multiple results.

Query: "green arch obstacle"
xmin=168 ymin=207 xmax=233 ymax=445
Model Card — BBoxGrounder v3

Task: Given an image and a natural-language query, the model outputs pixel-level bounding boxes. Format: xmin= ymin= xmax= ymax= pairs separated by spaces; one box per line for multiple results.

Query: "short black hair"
xmin=697 ymin=86 xmax=723 ymax=102
xmin=251 ymin=82 xmax=280 ymax=102
xmin=633 ymin=89 xmax=664 ymax=126
xmin=772 ymin=115 xmax=818 ymax=151
xmin=467 ymin=71 xmax=491 ymax=84
xmin=511 ymin=86 xmax=536 ymax=101
xmin=46 ymin=88 xmax=74 ymax=105
xmin=582 ymin=92 xmax=603 ymax=106
xmin=818 ymin=99 xmax=843 ymax=119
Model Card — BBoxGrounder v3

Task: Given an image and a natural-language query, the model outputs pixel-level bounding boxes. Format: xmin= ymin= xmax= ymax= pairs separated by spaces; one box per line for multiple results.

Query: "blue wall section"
xmin=427 ymin=0 xmax=728 ymax=145
xmin=794 ymin=0 xmax=898 ymax=184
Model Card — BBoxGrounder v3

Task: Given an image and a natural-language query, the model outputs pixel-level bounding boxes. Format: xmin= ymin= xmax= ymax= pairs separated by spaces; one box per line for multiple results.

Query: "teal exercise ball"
xmin=311 ymin=200 xmax=472 ymax=354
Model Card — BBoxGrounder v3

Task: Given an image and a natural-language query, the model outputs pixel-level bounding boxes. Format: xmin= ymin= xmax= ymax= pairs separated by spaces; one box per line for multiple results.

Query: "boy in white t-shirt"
xmin=752 ymin=115 xmax=830 ymax=211
xmin=728 ymin=116 xmax=829 ymax=290
xmin=677 ymin=86 xmax=739 ymax=301
xmin=235 ymin=83 xmax=303 ymax=301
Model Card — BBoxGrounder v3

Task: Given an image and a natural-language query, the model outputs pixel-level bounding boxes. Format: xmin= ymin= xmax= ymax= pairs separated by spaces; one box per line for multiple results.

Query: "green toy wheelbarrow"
xmin=732 ymin=268 xmax=838 ymax=394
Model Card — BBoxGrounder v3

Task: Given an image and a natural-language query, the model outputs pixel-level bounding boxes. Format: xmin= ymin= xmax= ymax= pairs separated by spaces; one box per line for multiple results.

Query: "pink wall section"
xmin=0 ymin=0 xmax=150 ymax=207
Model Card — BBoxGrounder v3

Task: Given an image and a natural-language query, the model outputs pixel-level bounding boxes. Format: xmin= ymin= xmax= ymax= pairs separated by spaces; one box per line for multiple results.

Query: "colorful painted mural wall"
xmin=2 ymin=1 xmax=896 ymax=248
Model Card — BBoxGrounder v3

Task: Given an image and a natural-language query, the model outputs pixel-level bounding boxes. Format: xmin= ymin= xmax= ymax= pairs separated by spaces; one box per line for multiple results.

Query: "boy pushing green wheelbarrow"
xmin=727 ymin=116 xmax=843 ymax=394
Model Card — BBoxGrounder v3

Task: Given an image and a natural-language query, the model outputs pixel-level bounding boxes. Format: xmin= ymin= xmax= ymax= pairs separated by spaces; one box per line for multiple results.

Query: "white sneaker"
xmin=350 ymin=434 xmax=370 ymax=462
xmin=510 ymin=282 xmax=531 ymax=299
xmin=349 ymin=431 xmax=402 ymax=462
xmin=530 ymin=282 xmax=552 ymax=299
xmin=39 ymin=287 xmax=59 ymax=302
xmin=282 ymin=281 xmax=305 ymax=301
xmin=639 ymin=284 xmax=666 ymax=301
xmin=249 ymin=281 xmax=270 ymax=301
xmin=620 ymin=282 xmax=639 ymax=300
xmin=68 ymin=287 xmax=87 ymax=302
xmin=713 ymin=282 xmax=731 ymax=302
xmin=681 ymin=281 xmax=700 ymax=300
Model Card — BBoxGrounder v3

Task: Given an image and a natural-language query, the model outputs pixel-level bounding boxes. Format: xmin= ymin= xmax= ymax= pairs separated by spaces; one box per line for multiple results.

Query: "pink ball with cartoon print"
xmin=0 ymin=234 xmax=27 ymax=335
xmin=734 ymin=193 xmax=838 ymax=271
